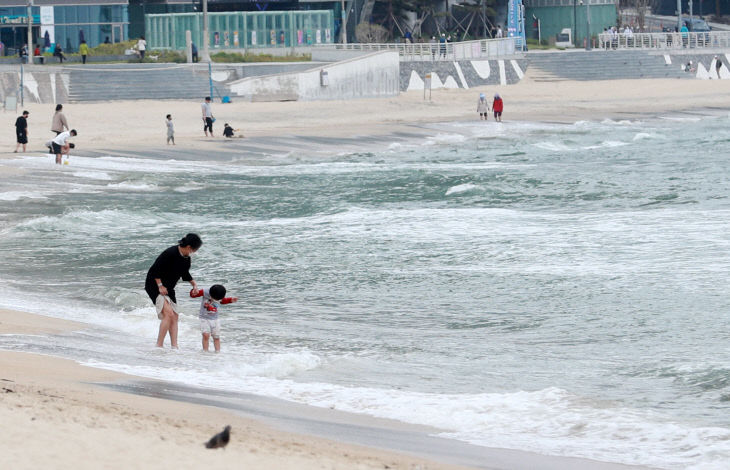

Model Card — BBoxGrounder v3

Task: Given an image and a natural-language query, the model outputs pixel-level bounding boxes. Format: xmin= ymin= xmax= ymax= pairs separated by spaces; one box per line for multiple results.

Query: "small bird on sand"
xmin=205 ymin=425 xmax=231 ymax=449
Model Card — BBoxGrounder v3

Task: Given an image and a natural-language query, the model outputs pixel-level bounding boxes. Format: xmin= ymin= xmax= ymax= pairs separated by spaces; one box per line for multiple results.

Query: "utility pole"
xmin=677 ymin=0 xmax=683 ymax=31
xmin=201 ymin=0 xmax=211 ymax=62
xmin=340 ymin=0 xmax=347 ymax=44
xmin=585 ymin=0 xmax=591 ymax=50
xmin=27 ymin=0 xmax=33 ymax=64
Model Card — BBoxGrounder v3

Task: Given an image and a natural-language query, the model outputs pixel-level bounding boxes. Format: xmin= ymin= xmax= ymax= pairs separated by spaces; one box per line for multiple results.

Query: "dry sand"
xmin=2 ymin=78 xmax=730 ymax=158
xmin=1 ymin=77 xmax=716 ymax=469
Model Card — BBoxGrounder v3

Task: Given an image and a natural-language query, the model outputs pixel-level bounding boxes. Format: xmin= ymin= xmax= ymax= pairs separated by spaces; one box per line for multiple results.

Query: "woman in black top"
xmin=146 ymin=233 xmax=202 ymax=348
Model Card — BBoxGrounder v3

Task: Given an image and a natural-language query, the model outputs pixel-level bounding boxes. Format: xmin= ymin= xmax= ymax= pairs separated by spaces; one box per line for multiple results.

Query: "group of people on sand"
xmin=164 ymin=96 xmax=240 ymax=145
xmin=14 ymin=103 xmax=77 ymax=164
xmin=476 ymin=92 xmax=504 ymax=122
xmin=145 ymin=233 xmax=238 ymax=353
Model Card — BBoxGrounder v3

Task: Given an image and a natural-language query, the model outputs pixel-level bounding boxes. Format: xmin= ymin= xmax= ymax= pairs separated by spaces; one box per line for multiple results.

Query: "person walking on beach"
xmin=477 ymin=93 xmax=490 ymax=121
xmin=51 ymin=104 xmax=69 ymax=135
xmin=51 ymin=129 xmax=76 ymax=165
xmin=202 ymin=96 xmax=214 ymax=137
xmin=79 ymin=40 xmax=89 ymax=64
xmin=145 ymin=233 xmax=202 ymax=349
xmin=492 ymin=93 xmax=503 ymax=122
xmin=191 ymin=42 xmax=198 ymax=63
xmin=14 ymin=110 xmax=29 ymax=153
xmin=190 ymin=284 xmax=238 ymax=352
xmin=136 ymin=36 xmax=146 ymax=61
xmin=166 ymin=114 xmax=175 ymax=145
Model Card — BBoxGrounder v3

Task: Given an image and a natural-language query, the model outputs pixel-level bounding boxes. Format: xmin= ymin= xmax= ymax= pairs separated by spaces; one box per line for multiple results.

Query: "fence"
xmin=597 ymin=31 xmax=730 ymax=50
xmin=313 ymin=38 xmax=518 ymax=61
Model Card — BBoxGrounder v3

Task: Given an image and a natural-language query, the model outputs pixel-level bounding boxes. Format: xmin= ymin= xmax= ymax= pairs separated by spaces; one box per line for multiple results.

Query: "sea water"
xmin=1 ymin=114 xmax=729 ymax=469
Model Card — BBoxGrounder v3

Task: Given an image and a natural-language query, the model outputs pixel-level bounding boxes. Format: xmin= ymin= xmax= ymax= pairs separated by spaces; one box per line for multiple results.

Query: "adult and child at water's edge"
xmin=145 ymin=233 xmax=238 ymax=353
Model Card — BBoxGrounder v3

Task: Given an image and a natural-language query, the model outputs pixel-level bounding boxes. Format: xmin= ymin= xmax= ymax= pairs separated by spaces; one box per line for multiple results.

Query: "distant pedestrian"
xmin=104 ymin=36 xmax=111 ymax=44
xmin=51 ymin=104 xmax=69 ymax=135
xmin=137 ymin=36 xmax=146 ymax=61
xmin=492 ymin=93 xmax=503 ymax=122
xmin=166 ymin=114 xmax=175 ymax=145
xmin=496 ymin=26 xmax=503 ymax=38
xmin=79 ymin=40 xmax=89 ymax=64
xmin=54 ymin=45 xmax=65 ymax=63
xmin=191 ymin=42 xmax=198 ymax=63
xmin=14 ymin=110 xmax=29 ymax=153
xmin=429 ymin=36 xmax=436 ymax=60
xmin=715 ymin=55 xmax=723 ymax=77
xmin=202 ymin=96 xmax=214 ymax=137
xmin=439 ymin=33 xmax=447 ymax=58
xmin=476 ymin=93 xmax=490 ymax=121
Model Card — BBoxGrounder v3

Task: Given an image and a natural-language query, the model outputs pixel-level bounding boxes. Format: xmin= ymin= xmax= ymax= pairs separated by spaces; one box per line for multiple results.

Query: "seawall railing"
xmin=313 ymin=38 xmax=518 ymax=61
xmin=597 ymin=31 xmax=730 ymax=50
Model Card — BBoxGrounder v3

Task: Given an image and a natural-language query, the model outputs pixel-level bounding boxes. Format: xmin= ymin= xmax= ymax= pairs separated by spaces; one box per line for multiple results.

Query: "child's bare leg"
xmin=55 ymin=153 xmax=62 ymax=164
xmin=213 ymin=337 xmax=220 ymax=353
xmin=202 ymin=332 xmax=210 ymax=351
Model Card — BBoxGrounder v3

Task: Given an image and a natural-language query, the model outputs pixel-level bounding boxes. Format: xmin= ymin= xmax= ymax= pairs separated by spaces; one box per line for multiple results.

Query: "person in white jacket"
xmin=477 ymin=93 xmax=490 ymax=120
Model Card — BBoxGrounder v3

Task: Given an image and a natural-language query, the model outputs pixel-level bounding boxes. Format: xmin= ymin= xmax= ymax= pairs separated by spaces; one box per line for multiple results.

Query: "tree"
xmin=355 ymin=22 xmax=390 ymax=42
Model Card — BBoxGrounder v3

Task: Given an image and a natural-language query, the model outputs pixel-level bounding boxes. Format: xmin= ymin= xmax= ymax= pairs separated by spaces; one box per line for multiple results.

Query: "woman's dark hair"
xmin=210 ymin=284 xmax=226 ymax=301
xmin=55 ymin=104 xmax=63 ymax=111
xmin=178 ymin=233 xmax=202 ymax=249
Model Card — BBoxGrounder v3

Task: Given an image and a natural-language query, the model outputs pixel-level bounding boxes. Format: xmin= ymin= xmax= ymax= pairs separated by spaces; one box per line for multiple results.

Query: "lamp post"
xmin=340 ymin=0 xmax=347 ymax=44
xmin=585 ymin=0 xmax=591 ymax=50
xmin=27 ymin=0 xmax=33 ymax=64
xmin=201 ymin=0 xmax=211 ymax=62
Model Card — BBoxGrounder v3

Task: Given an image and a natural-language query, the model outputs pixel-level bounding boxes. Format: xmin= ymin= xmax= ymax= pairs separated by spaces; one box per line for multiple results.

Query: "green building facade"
xmin=525 ymin=0 xmax=618 ymax=46
xmin=145 ymin=10 xmax=335 ymax=50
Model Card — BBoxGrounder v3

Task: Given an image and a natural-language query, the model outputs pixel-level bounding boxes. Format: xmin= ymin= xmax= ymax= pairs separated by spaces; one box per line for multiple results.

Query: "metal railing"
xmin=314 ymin=38 xmax=518 ymax=61
xmin=597 ymin=31 xmax=730 ymax=50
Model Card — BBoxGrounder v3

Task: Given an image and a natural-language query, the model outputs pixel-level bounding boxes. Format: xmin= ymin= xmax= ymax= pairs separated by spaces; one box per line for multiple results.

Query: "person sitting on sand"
xmin=223 ymin=123 xmax=239 ymax=138
xmin=190 ymin=284 xmax=238 ymax=353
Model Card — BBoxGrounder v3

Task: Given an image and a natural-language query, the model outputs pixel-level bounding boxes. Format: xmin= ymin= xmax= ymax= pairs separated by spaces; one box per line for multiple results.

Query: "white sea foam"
xmin=445 ymin=183 xmax=484 ymax=196
xmin=582 ymin=140 xmax=629 ymax=150
xmin=532 ymin=141 xmax=573 ymax=152
xmin=0 ymin=191 xmax=48 ymax=201
xmin=106 ymin=181 xmax=159 ymax=192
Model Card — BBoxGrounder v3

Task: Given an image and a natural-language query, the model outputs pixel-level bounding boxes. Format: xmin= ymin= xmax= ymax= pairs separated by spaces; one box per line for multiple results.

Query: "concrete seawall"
xmin=227 ymin=51 xmax=400 ymax=101
xmin=2 ymin=50 xmax=730 ymax=105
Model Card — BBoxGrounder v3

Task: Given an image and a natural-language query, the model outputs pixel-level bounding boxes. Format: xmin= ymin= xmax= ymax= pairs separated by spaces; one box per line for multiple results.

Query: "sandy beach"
xmin=2 ymin=78 xmax=730 ymax=158
xmin=2 ymin=76 xmax=726 ymax=469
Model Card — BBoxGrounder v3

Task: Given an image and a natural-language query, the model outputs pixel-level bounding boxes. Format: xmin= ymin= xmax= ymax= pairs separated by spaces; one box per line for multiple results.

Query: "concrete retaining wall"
xmin=0 ymin=67 xmax=69 ymax=106
xmin=228 ymin=51 xmax=399 ymax=101
xmin=401 ymin=58 xmax=527 ymax=91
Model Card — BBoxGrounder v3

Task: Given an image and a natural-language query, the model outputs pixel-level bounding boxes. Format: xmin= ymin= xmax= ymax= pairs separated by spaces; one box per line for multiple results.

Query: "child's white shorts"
xmin=200 ymin=318 xmax=221 ymax=339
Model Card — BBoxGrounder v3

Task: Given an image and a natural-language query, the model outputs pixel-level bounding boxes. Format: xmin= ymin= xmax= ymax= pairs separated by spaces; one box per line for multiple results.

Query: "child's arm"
xmin=190 ymin=288 xmax=204 ymax=298
xmin=221 ymin=297 xmax=238 ymax=304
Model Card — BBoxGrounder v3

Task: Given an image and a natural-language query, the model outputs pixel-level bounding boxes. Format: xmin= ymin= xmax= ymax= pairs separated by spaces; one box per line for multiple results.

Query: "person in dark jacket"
xmin=14 ymin=110 xmax=29 ymax=152
xmin=145 ymin=233 xmax=202 ymax=348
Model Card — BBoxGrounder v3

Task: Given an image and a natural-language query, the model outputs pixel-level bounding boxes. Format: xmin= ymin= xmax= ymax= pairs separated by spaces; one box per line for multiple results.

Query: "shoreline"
xmin=2 ymin=78 xmax=730 ymax=164
xmin=0 ymin=308 xmax=652 ymax=470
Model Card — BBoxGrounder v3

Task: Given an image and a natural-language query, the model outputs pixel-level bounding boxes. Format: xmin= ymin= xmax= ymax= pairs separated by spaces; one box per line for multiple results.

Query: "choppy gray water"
xmin=1 ymin=115 xmax=729 ymax=469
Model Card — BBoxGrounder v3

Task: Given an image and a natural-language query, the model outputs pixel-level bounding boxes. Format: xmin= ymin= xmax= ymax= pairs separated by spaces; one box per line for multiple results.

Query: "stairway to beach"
xmin=526 ymin=49 xmax=692 ymax=81
xmin=67 ymin=63 xmax=230 ymax=102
